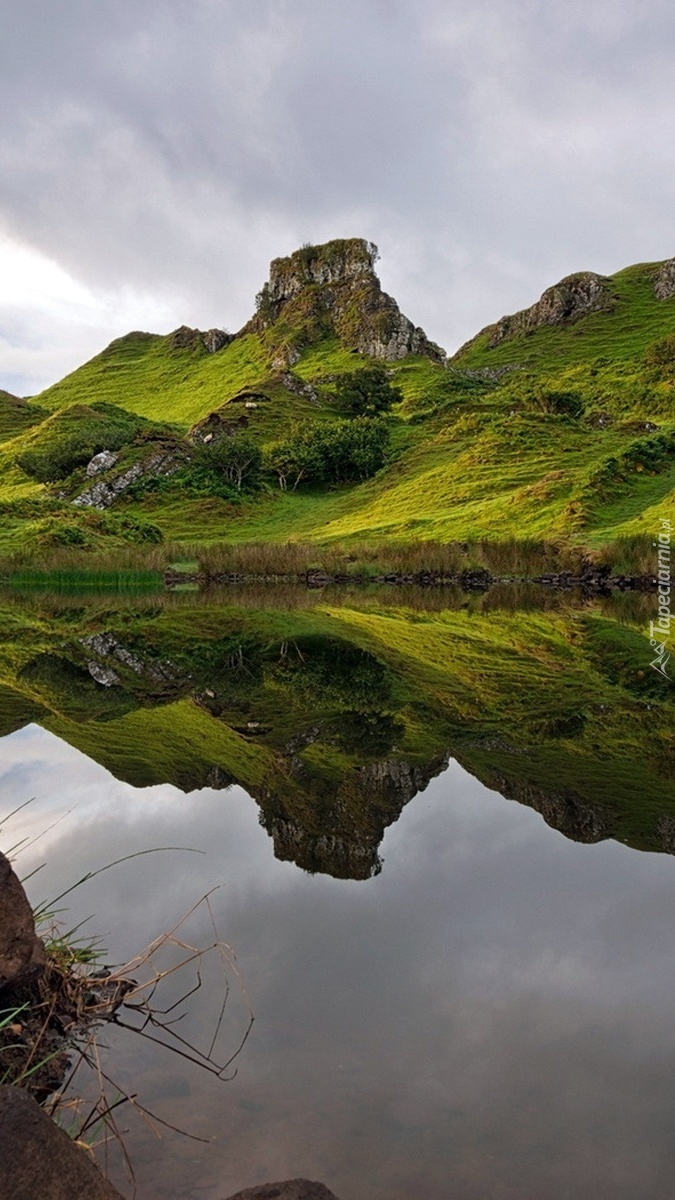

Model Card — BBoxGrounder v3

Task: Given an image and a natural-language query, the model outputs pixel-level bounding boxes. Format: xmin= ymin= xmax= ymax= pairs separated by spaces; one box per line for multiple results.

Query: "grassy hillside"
xmin=1 ymin=243 xmax=674 ymax=561
xmin=0 ymin=390 xmax=46 ymax=443
xmin=454 ymin=261 xmax=675 ymax=370
xmin=34 ymin=331 xmax=272 ymax=425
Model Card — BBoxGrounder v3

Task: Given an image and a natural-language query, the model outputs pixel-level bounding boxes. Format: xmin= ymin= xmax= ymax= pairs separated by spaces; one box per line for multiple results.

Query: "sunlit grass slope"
xmin=33 ymin=332 xmax=272 ymax=426
xmin=1 ymin=253 xmax=674 ymax=557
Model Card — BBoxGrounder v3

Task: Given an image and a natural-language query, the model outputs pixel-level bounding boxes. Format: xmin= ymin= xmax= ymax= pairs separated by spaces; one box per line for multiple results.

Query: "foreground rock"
xmin=0 ymin=851 xmax=45 ymax=992
xmin=0 ymin=1086 xmax=125 ymax=1200
xmin=223 ymin=1181 xmax=341 ymax=1200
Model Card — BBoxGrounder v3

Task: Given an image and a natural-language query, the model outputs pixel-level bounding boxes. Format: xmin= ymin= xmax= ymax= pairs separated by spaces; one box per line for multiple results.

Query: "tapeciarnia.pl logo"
xmin=650 ymin=517 xmax=672 ymax=679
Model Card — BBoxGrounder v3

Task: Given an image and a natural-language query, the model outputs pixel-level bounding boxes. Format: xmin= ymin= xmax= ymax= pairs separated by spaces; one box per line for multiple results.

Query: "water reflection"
xmin=0 ymin=586 xmax=673 ymax=875
xmin=1 ymin=586 xmax=674 ymax=1195
xmin=4 ymin=731 xmax=675 ymax=1199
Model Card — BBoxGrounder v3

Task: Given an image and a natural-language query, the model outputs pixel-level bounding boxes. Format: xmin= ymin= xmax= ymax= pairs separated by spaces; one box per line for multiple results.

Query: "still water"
xmin=1 ymin=588 xmax=674 ymax=1198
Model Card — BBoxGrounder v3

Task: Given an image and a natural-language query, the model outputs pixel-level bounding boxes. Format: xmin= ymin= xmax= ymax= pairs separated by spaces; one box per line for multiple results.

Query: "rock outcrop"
xmin=223 ymin=1180 xmax=341 ymax=1200
xmin=0 ymin=852 xmax=45 ymax=993
xmin=72 ymin=447 xmax=183 ymax=509
xmin=80 ymin=632 xmax=180 ymax=687
xmin=468 ymin=767 xmax=616 ymax=845
xmin=169 ymin=325 xmax=232 ymax=353
xmin=267 ymin=818 xmax=384 ymax=880
xmin=652 ymin=257 xmax=675 ymax=300
xmin=85 ymin=450 xmax=119 ymax=477
xmin=245 ymin=238 xmax=446 ymax=365
xmin=0 ymin=1086 xmax=125 ymax=1200
xmin=484 ymin=271 xmax=615 ymax=348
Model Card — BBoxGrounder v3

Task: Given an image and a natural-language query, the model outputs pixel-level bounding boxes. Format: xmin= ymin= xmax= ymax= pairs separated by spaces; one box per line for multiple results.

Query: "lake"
xmin=1 ymin=584 xmax=673 ymax=1199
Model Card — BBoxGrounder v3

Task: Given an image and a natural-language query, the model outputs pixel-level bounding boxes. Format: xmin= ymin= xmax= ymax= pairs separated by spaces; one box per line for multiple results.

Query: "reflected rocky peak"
xmin=0 ymin=590 xmax=674 ymax=877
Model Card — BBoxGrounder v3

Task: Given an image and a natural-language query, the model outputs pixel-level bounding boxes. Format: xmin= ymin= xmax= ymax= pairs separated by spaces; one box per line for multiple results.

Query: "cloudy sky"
xmin=1 ymin=0 xmax=675 ymax=395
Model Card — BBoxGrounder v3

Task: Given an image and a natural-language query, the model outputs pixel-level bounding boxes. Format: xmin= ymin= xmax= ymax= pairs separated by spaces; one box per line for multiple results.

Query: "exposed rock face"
xmin=263 ymin=754 xmax=447 ymax=880
xmin=72 ymin=448 xmax=182 ymax=508
xmin=169 ymin=325 xmax=232 ymax=353
xmin=267 ymin=818 xmax=384 ymax=880
xmin=653 ymin=258 xmax=675 ymax=300
xmin=204 ymin=327 xmax=231 ymax=353
xmin=0 ymin=1086 xmax=125 ymax=1200
xmin=87 ymin=661 xmax=121 ymax=687
xmin=276 ymin=371 xmax=318 ymax=402
xmin=189 ymin=410 xmax=250 ymax=444
xmin=85 ymin=449 xmax=119 ymax=477
xmin=81 ymin=632 xmax=181 ymax=685
xmin=484 ymin=772 xmax=615 ymax=844
xmin=246 ymin=238 xmax=446 ymax=364
xmin=484 ymin=271 xmax=614 ymax=348
xmin=222 ymin=1182 xmax=341 ymax=1200
xmin=656 ymin=815 xmax=675 ymax=854
xmin=0 ymin=852 xmax=45 ymax=993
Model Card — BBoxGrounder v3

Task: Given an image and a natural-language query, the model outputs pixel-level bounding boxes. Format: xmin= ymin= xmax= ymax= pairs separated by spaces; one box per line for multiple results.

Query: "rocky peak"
xmin=484 ymin=271 xmax=615 ymax=349
xmin=246 ymin=237 xmax=446 ymax=365
xmin=268 ymin=238 xmax=379 ymax=300
xmin=258 ymin=752 xmax=448 ymax=880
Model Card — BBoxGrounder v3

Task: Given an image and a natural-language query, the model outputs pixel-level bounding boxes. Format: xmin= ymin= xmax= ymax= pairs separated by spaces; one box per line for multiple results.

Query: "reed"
xmin=7 ymin=567 xmax=164 ymax=593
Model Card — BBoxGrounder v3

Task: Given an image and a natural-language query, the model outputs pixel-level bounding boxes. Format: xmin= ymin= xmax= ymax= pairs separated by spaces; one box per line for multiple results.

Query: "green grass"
xmin=34 ymin=331 xmax=272 ymax=427
xmin=0 ymin=392 xmax=46 ymax=443
xmin=7 ymin=568 xmax=163 ymax=592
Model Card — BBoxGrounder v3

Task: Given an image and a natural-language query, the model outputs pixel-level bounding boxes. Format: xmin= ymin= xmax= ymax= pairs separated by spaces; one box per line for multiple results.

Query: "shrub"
xmin=49 ymin=524 xmax=87 ymax=546
xmin=535 ymin=389 xmax=585 ymax=418
xmin=201 ymin=433 xmax=263 ymax=490
xmin=264 ymin=418 xmax=389 ymax=489
xmin=332 ymin=366 xmax=402 ymax=416
xmin=15 ymin=404 xmax=152 ymax=483
xmin=622 ymin=432 xmax=675 ymax=472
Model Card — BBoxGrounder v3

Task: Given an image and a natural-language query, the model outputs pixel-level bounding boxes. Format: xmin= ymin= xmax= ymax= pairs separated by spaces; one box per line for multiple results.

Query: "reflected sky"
xmin=3 ymin=724 xmax=675 ymax=1200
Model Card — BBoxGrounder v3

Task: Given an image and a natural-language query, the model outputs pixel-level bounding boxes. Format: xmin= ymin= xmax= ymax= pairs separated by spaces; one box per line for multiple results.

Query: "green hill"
xmin=1 ymin=239 xmax=674 ymax=563
xmin=0 ymin=390 xmax=46 ymax=443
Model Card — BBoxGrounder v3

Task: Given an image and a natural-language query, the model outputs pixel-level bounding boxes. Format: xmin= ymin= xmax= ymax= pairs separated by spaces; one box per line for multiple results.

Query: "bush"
xmin=622 ymin=432 xmax=675 ymax=473
xmin=332 ymin=366 xmax=402 ymax=417
xmin=265 ymin=418 xmax=389 ymax=489
xmin=48 ymin=524 xmax=87 ymax=546
xmin=15 ymin=404 xmax=152 ymax=483
xmin=534 ymin=389 xmax=585 ymax=418
xmin=199 ymin=433 xmax=263 ymax=490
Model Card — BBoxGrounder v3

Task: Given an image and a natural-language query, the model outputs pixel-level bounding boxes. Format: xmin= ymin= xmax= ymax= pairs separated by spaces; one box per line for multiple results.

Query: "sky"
xmin=1 ymin=0 xmax=675 ymax=395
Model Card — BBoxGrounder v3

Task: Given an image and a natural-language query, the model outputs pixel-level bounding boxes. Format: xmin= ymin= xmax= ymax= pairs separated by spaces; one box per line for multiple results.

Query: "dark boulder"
xmin=222 ymin=1181 xmax=341 ymax=1200
xmin=0 ymin=1086 xmax=125 ymax=1199
xmin=0 ymin=851 xmax=45 ymax=993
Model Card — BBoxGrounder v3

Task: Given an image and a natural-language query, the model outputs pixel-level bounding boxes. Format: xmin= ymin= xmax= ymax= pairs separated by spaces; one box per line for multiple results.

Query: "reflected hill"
xmin=0 ymin=585 xmax=673 ymax=877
